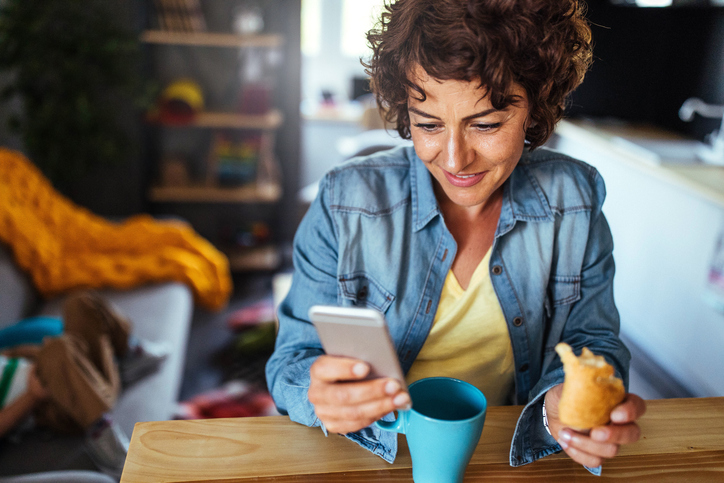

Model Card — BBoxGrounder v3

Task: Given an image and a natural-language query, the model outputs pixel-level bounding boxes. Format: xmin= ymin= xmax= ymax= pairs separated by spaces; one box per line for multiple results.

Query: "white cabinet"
xmin=552 ymin=119 xmax=724 ymax=397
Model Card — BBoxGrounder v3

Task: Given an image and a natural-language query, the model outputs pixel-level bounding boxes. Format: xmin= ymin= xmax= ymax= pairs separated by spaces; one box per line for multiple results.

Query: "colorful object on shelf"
xmin=234 ymin=222 xmax=271 ymax=248
xmin=237 ymin=83 xmax=271 ymax=115
xmin=0 ymin=148 xmax=232 ymax=311
xmin=210 ymin=132 xmax=261 ymax=186
xmin=158 ymin=78 xmax=205 ymax=124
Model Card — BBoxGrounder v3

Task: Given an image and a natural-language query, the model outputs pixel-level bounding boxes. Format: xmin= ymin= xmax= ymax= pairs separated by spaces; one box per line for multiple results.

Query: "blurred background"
xmin=0 ymin=0 xmax=722 ymax=413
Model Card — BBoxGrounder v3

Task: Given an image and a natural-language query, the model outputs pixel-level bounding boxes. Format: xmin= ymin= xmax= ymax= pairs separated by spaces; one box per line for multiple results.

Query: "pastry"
xmin=555 ymin=342 xmax=625 ymax=430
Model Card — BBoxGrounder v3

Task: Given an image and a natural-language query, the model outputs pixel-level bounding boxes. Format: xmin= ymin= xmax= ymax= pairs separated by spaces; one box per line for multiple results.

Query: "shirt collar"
xmin=410 ymin=148 xmax=441 ymax=232
xmin=497 ymin=150 xmax=555 ymax=237
xmin=409 ymin=148 xmax=554 ymax=234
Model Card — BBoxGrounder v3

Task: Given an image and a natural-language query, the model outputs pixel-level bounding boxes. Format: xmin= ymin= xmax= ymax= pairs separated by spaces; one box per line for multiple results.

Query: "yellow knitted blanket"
xmin=0 ymin=148 xmax=232 ymax=311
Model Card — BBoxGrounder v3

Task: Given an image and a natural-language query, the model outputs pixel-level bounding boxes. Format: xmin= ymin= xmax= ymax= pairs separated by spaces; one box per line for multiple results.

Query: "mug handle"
xmin=374 ymin=409 xmax=409 ymax=434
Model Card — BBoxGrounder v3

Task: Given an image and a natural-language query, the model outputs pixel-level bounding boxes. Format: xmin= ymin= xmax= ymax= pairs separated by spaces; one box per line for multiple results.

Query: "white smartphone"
xmin=309 ymin=305 xmax=407 ymax=389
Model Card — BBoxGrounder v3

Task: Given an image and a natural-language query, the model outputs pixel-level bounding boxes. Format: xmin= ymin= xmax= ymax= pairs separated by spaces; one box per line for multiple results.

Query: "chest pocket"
xmin=545 ymin=275 xmax=581 ymax=317
xmin=338 ymin=273 xmax=395 ymax=313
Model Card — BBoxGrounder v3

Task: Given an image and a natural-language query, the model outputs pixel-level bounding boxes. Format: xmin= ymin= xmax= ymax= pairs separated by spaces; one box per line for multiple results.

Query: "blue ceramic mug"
xmin=375 ymin=377 xmax=487 ymax=483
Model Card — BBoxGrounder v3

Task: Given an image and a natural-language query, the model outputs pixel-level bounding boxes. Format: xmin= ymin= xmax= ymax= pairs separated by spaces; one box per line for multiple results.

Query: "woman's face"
xmin=408 ymin=67 xmax=530 ymax=213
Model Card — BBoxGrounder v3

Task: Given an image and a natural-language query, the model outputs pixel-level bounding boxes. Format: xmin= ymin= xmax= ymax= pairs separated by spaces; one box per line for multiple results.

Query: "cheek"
xmin=474 ymin=139 xmax=518 ymax=166
xmin=476 ymin=129 xmax=526 ymax=165
xmin=411 ymin=133 xmax=439 ymax=161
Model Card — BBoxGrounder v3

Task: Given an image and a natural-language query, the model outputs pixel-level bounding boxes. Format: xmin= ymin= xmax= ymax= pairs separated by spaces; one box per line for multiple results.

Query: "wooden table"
xmin=121 ymin=397 xmax=724 ymax=482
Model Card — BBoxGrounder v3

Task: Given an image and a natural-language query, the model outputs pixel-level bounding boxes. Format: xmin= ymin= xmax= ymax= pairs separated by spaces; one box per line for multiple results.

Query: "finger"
xmin=590 ymin=422 xmax=642 ymax=445
xmin=310 ymin=377 xmax=403 ymax=407
xmin=558 ymin=439 xmax=604 ymax=468
xmin=610 ymin=393 xmax=647 ymax=424
xmin=559 ymin=429 xmax=619 ymax=460
xmin=319 ymin=395 xmax=408 ymax=435
xmin=318 ymin=395 xmax=400 ymax=432
xmin=311 ymin=355 xmax=369 ymax=383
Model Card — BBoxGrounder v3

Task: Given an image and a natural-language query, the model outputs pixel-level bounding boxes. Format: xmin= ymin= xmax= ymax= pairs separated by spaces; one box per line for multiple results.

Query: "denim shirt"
xmin=266 ymin=145 xmax=630 ymax=471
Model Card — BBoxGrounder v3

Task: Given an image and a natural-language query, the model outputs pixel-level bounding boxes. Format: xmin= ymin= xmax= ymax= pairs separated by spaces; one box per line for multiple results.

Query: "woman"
xmin=266 ymin=0 xmax=645 ymax=472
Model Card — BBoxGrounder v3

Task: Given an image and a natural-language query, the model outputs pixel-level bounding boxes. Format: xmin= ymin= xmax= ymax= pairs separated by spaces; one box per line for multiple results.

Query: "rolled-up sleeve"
xmin=265 ymin=174 xmax=339 ymax=429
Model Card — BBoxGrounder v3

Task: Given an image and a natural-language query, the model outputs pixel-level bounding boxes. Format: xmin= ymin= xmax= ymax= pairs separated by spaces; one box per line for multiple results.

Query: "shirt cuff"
xmin=509 ymin=368 xmax=564 ymax=467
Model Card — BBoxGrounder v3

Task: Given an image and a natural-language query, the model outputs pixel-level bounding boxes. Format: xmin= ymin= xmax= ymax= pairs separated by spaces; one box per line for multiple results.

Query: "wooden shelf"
xmin=140 ymin=30 xmax=284 ymax=48
xmin=225 ymin=245 xmax=282 ymax=272
xmin=149 ymin=183 xmax=282 ymax=203
xmin=147 ymin=110 xmax=283 ymax=130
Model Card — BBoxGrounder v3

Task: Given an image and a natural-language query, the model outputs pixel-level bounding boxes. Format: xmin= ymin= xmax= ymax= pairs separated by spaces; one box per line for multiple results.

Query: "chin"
xmin=443 ymin=190 xmax=489 ymax=208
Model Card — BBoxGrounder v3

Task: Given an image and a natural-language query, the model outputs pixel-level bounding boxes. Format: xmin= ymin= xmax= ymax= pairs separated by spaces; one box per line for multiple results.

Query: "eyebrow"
xmin=408 ymin=106 xmax=499 ymax=121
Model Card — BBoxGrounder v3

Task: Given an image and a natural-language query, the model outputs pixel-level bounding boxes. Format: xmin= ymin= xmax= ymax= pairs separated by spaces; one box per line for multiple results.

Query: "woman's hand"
xmin=308 ymin=355 xmax=411 ymax=435
xmin=544 ymin=383 xmax=646 ymax=468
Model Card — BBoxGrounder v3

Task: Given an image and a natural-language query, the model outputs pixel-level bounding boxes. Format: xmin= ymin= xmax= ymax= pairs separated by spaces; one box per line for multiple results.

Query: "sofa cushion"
xmin=0 ymin=243 xmax=38 ymax=328
xmin=0 ymin=282 xmax=193 ymax=477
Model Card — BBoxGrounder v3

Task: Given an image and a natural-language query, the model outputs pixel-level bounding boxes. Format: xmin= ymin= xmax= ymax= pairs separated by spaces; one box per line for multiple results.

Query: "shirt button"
xmin=357 ymin=286 xmax=368 ymax=300
xmin=519 ymin=363 xmax=529 ymax=372
xmin=492 ymin=265 xmax=503 ymax=275
xmin=513 ymin=317 xmax=523 ymax=327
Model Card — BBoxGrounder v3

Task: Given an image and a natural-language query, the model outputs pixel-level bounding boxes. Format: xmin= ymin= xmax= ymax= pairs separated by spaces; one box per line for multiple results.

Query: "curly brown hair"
xmin=364 ymin=0 xmax=592 ymax=149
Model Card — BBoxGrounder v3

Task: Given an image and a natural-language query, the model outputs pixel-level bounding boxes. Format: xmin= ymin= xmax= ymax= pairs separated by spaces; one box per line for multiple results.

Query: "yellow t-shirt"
xmin=406 ymin=248 xmax=515 ymax=406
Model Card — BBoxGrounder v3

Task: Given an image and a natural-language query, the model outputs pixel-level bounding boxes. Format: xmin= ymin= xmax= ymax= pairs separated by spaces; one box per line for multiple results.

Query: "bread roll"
xmin=555 ymin=342 xmax=625 ymax=430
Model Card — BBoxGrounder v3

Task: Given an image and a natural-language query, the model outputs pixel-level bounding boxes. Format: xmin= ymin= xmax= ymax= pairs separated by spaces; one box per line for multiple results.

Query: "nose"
xmin=441 ymin=129 xmax=472 ymax=173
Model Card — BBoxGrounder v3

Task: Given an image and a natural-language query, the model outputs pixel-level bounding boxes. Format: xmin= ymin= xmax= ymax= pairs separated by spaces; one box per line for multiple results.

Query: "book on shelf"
xmin=153 ymin=0 xmax=206 ymax=32
xmin=152 ymin=0 xmax=168 ymax=30
xmin=184 ymin=0 xmax=207 ymax=32
xmin=207 ymin=131 xmax=263 ymax=187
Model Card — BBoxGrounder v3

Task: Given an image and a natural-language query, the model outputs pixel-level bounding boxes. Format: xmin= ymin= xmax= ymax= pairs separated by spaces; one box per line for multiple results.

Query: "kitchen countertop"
xmin=555 ymin=119 xmax=724 ymax=209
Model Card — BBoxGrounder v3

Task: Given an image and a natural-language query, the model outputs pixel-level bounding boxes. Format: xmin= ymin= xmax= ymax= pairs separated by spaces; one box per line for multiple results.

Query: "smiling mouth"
xmin=444 ymin=170 xmax=487 ymax=187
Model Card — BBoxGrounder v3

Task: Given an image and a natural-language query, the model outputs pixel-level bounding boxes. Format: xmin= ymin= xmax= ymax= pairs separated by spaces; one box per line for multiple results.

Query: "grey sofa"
xmin=0 ymin=241 xmax=194 ymax=478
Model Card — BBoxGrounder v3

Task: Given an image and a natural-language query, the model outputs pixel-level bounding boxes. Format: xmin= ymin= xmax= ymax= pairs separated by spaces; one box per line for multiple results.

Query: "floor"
xmin=179 ymin=272 xmax=277 ymax=402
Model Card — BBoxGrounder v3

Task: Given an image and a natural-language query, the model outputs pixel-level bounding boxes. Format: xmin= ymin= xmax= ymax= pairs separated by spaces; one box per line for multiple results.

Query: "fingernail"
xmin=559 ymin=439 xmax=569 ymax=449
xmin=591 ymin=429 xmax=607 ymax=441
xmin=611 ymin=410 xmax=627 ymax=423
xmin=393 ymin=393 xmax=410 ymax=408
xmin=352 ymin=363 xmax=368 ymax=377
xmin=559 ymin=430 xmax=571 ymax=442
xmin=385 ymin=380 xmax=400 ymax=395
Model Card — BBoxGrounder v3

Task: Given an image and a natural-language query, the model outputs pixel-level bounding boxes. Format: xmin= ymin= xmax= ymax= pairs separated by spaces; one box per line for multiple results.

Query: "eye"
xmin=413 ymin=123 xmax=439 ymax=133
xmin=472 ymin=122 xmax=501 ymax=132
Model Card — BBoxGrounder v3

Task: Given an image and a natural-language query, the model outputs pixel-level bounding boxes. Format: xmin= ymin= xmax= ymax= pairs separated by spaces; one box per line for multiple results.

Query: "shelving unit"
xmin=140 ymin=1 xmax=301 ymax=272
xmin=141 ymin=30 xmax=284 ymax=48
xmin=149 ymin=182 xmax=282 ymax=203
xmin=147 ymin=110 xmax=284 ymax=130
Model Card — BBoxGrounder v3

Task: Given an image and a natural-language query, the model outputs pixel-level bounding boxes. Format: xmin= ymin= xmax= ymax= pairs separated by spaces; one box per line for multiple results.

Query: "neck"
xmin=436 ymin=185 xmax=504 ymax=223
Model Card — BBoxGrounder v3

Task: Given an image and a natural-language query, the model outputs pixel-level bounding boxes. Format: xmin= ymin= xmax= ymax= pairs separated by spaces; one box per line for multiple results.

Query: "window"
xmin=301 ymin=0 xmax=322 ymax=57
xmin=341 ymin=0 xmax=388 ymax=58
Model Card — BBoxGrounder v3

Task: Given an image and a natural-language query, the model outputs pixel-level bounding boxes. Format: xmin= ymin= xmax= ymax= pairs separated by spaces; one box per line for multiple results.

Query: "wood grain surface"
xmin=121 ymin=397 xmax=724 ymax=482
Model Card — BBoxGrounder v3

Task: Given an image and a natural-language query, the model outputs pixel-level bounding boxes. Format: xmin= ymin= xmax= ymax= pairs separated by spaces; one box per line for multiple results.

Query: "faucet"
xmin=679 ymin=97 xmax=724 ymax=166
